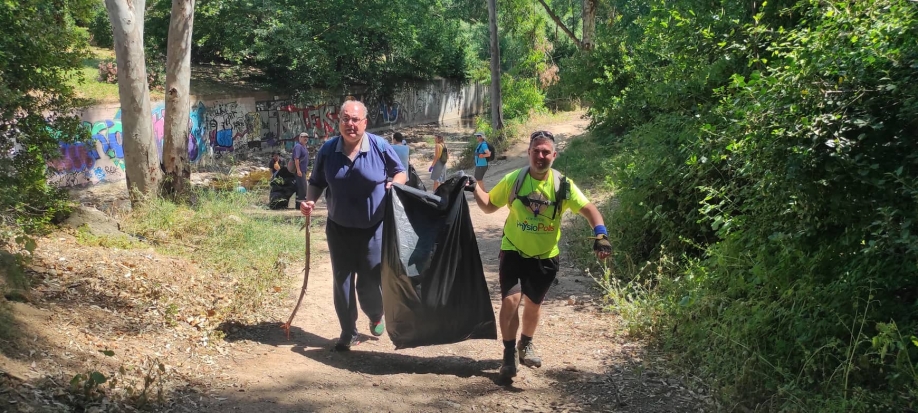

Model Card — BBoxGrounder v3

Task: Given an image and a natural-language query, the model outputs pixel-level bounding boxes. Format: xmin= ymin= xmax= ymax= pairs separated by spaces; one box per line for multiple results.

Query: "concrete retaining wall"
xmin=49 ymin=79 xmax=485 ymax=187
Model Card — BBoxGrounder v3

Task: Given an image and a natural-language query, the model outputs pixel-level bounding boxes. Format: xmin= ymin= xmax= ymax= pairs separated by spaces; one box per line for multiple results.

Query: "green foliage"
xmin=0 ymin=0 xmax=94 ymax=237
xmin=574 ymin=0 xmax=918 ymax=409
xmin=87 ymin=4 xmax=113 ymax=48
xmin=500 ymin=75 xmax=546 ymax=120
xmin=145 ymin=0 xmax=477 ymax=94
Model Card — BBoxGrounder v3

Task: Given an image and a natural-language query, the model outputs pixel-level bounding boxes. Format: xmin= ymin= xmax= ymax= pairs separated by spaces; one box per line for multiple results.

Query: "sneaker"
xmin=332 ymin=336 xmax=359 ymax=352
xmin=518 ymin=341 xmax=542 ymax=368
xmin=498 ymin=347 xmax=518 ymax=382
xmin=369 ymin=318 xmax=385 ymax=337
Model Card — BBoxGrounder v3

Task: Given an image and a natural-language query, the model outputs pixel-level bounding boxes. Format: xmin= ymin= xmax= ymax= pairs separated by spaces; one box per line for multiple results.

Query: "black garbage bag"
xmin=268 ymin=171 xmax=297 ymax=210
xmin=381 ymin=175 xmax=497 ymax=349
xmin=406 ymin=164 xmax=426 ymax=191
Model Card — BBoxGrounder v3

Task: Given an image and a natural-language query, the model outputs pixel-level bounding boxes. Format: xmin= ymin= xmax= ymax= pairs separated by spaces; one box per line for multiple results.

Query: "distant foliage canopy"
xmin=144 ymin=0 xmax=477 ymax=96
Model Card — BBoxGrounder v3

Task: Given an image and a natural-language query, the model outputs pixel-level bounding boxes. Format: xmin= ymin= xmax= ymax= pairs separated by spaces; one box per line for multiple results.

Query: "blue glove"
xmin=428 ymin=166 xmax=433 ymax=172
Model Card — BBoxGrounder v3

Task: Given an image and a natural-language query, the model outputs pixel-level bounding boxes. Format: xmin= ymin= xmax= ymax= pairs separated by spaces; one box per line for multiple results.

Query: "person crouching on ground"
xmin=466 ymin=130 xmax=612 ymax=382
xmin=429 ymin=134 xmax=448 ymax=192
xmin=299 ymin=100 xmax=407 ymax=351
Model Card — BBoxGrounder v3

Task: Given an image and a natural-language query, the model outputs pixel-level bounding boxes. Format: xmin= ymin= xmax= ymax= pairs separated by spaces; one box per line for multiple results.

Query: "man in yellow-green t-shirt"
xmin=466 ymin=130 xmax=613 ymax=383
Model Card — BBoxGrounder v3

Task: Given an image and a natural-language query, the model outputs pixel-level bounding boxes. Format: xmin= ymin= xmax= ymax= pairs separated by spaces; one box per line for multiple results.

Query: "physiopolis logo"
xmin=517 ymin=220 xmax=555 ymax=232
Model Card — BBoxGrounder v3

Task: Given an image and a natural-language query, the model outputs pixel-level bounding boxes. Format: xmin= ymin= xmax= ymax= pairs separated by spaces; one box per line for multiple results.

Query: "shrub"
xmin=98 ymin=60 xmax=117 ymax=83
xmin=500 ymin=74 xmax=545 ymax=121
xmin=88 ymin=7 xmax=113 ymax=48
xmin=575 ymin=0 xmax=918 ymax=409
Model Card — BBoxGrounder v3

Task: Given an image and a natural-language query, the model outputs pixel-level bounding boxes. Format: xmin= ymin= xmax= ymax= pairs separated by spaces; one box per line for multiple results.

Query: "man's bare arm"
xmin=578 ymin=203 xmax=605 ymax=228
xmin=472 ymin=183 xmax=500 ymax=214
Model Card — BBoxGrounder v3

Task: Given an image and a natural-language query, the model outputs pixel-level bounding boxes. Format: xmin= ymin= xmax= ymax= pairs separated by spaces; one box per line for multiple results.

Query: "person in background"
xmin=292 ymin=132 xmax=310 ymax=207
xmin=391 ymin=132 xmax=410 ymax=169
xmin=466 ymin=129 xmax=612 ymax=382
xmin=429 ymin=134 xmax=448 ymax=192
xmin=269 ymin=152 xmax=284 ymax=173
xmin=268 ymin=151 xmax=297 ymax=209
xmin=473 ymin=132 xmax=491 ymax=189
xmin=299 ymin=100 xmax=407 ymax=351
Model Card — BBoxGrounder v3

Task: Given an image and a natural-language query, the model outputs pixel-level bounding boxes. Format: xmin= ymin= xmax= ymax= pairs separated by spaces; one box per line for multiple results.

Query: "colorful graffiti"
xmin=52 ymin=80 xmax=484 ymax=187
xmin=189 ymin=102 xmax=206 ymax=162
xmin=48 ymin=113 xmax=129 ymax=187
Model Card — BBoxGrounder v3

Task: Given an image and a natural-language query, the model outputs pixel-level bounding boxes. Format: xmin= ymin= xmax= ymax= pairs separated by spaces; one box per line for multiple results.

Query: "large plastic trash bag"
xmin=406 ymin=164 xmax=426 ymax=192
xmin=381 ymin=175 xmax=497 ymax=349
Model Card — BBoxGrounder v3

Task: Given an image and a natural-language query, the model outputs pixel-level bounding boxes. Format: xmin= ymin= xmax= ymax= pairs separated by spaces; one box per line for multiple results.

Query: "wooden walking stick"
xmin=281 ymin=213 xmax=311 ymax=340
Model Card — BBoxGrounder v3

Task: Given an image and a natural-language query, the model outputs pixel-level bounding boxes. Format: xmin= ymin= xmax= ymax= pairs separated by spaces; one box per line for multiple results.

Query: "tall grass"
xmin=121 ymin=188 xmax=307 ymax=319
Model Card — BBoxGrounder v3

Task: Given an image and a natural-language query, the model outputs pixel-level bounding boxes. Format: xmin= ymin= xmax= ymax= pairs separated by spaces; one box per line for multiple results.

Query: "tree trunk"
xmin=106 ymin=0 xmax=160 ymax=204
xmin=161 ymin=0 xmax=195 ymax=199
xmin=487 ymin=0 xmax=504 ymax=132
xmin=581 ymin=0 xmax=596 ymax=51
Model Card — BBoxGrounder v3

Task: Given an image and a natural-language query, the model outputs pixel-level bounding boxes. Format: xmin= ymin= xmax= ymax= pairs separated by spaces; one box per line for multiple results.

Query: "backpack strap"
xmin=508 ymin=167 xmax=568 ymax=219
xmin=508 ymin=166 xmax=530 ymax=207
xmin=552 ymin=172 xmax=569 ymax=220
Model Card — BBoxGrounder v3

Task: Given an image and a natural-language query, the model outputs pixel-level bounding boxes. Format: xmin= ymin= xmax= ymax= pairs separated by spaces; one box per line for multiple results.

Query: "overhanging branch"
xmin=536 ymin=0 xmax=583 ymax=49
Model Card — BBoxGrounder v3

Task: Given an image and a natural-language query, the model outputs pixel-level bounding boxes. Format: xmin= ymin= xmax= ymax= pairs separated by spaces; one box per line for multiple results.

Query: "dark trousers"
xmin=326 ymin=219 xmax=384 ymax=341
xmin=295 ymin=174 xmax=308 ymax=205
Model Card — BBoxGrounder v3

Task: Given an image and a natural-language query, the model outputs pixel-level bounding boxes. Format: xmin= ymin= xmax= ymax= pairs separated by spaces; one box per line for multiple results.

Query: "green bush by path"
xmin=571 ymin=0 xmax=918 ymax=410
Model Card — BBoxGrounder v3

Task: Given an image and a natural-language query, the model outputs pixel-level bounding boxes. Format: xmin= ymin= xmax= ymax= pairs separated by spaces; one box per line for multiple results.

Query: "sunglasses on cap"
xmin=529 ymin=130 xmax=555 ymax=141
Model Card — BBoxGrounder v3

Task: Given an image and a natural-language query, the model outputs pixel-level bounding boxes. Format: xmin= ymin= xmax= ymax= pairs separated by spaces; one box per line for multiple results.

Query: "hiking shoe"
xmin=498 ymin=348 xmax=518 ymax=382
xmin=332 ymin=336 xmax=359 ymax=352
xmin=518 ymin=341 xmax=542 ymax=368
xmin=369 ymin=318 xmax=385 ymax=337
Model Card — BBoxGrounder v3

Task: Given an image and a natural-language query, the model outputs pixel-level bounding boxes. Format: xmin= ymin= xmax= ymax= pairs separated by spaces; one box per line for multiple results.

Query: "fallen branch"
xmin=281 ymin=214 xmax=311 ymax=340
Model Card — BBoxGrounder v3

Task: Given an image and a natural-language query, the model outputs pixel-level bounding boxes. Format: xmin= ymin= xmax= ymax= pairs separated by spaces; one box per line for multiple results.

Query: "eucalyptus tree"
xmin=487 ymin=0 xmax=505 ymax=130
xmin=161 ymin=0 xmax=195 ymax=199
xmin=105 ymin=0 xmax=161 ymax=203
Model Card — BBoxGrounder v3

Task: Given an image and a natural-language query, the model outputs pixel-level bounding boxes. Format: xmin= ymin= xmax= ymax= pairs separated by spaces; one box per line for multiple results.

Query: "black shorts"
xmin=498 ymin=250 xmax=560 ymax=304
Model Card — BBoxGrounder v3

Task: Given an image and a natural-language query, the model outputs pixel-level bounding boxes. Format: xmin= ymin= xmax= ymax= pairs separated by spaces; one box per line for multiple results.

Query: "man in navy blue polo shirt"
xmin=299 ymin=100 xmax=407 ymax=351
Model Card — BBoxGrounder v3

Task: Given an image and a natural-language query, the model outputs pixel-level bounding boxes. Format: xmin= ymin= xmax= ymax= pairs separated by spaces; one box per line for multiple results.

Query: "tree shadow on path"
xmin=291 ymin=344 xmax=503 ymax=380
xmin=217 ymin=320 xmax=526 ymax=389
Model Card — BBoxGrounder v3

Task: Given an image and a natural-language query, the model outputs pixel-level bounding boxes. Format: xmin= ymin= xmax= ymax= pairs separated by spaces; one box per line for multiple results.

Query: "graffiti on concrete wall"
xmin=47 ymin=112 xmax=128 ymax=187
xmin=51 ymin=80 xmax=485 ymax=187
xmin=253 ymin=100 xmax=339 ymax=150
xmin=189 ymin=101 xmax=207 ymax=162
